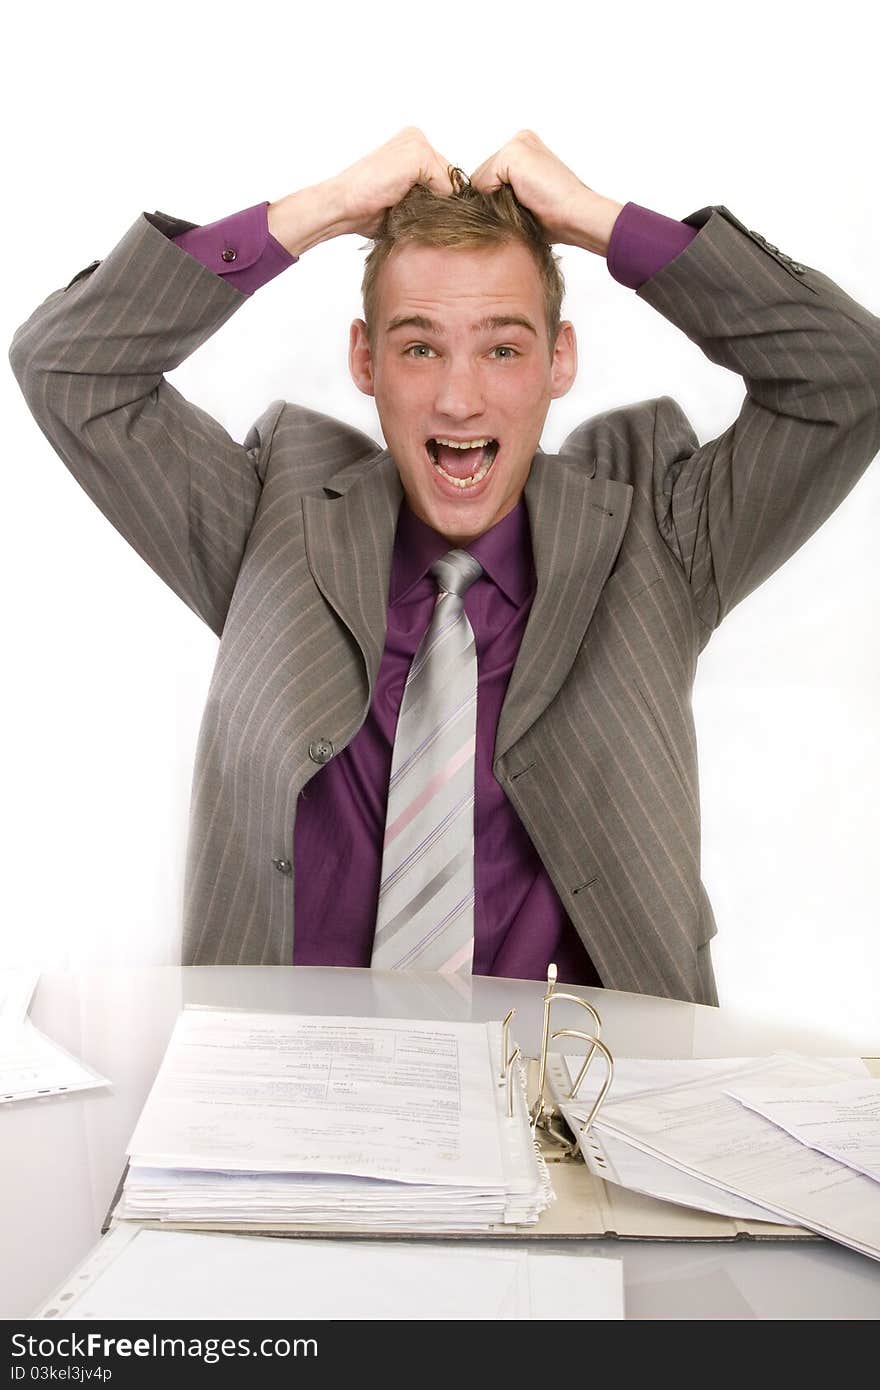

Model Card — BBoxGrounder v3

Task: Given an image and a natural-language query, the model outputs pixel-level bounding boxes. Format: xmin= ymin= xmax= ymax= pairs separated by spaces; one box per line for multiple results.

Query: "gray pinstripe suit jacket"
xmin=10 ymin=204 xmax=880 ymax=1002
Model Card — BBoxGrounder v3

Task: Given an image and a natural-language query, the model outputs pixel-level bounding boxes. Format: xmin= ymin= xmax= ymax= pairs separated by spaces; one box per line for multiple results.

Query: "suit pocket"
xmin=604 ymin=548 xmax=664 ymax=603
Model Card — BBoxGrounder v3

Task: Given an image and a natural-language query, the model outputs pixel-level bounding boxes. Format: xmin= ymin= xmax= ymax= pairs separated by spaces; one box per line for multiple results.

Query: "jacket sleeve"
xmin=8 ymin=209 xmax=285 ymax=638
xmin=639 ymin=204 xmax=880 ymax=636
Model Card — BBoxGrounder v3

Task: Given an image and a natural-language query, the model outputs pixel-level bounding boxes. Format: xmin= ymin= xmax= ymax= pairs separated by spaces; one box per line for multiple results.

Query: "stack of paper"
xmin=115 ymin=1009 xmax=553 ymax=1233
xmin=548 ymin=1056 xmax=808 ymax=1224
xmin=551 ymin=1053 xmax=880 ymax=1261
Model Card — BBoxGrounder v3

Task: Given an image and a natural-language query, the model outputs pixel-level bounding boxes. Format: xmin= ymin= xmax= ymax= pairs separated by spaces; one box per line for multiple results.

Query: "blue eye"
xmin=405 ymin=344 xmax=435 ymax=358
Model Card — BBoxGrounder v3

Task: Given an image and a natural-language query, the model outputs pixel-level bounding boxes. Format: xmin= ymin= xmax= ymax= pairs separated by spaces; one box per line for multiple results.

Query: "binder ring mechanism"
xmin=519 ymin=963 xmax=615 ymax=1154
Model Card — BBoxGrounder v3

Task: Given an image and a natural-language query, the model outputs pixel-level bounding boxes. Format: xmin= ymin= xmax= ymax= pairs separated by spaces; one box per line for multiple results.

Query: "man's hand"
xmin=468 ymin=130 xmax=625 ymax=256
xmin=268 ymin=127 xmax=456 ymax=256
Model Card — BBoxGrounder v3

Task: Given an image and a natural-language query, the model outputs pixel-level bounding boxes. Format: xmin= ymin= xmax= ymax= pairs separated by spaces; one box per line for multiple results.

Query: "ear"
xmin=549 ymin=321 xmax=578 ymax=400
xmin=349 ymin=319 xmax=376 ymax=396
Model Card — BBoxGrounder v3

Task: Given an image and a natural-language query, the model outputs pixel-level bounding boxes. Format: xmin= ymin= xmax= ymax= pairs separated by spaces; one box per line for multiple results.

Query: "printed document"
xmin=726 ymin=1078 xmax=880 ymax=1183
xmin=128 ymin=1010 xmax=506 ymax=1185
xmin=122 ymin=1008 xmax=552 ymax=1231
xmin=594 ymin=1055 xmax=880 ymax=1260
xmin=552 ymin=1055 xmax=869 ymax=1225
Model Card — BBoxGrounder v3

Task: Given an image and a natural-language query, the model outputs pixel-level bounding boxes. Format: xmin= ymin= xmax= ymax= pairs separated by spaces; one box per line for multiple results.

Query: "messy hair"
xmin=361 ymin=169 xmax=565 ymax=349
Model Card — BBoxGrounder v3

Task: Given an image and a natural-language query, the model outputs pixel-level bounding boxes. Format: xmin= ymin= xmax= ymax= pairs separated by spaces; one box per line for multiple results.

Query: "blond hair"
xmin=361 ymin=170 xmax=565 ymax=348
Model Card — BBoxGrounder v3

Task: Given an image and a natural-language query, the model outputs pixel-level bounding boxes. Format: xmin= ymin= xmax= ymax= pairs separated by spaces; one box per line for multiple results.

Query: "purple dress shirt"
xmin=171 ymin=198 xmax=698 ymax=982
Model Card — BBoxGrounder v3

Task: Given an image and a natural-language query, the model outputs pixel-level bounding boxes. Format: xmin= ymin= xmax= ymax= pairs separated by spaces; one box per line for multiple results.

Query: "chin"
xmin=425 ymin=498 xmax=502 ymax=545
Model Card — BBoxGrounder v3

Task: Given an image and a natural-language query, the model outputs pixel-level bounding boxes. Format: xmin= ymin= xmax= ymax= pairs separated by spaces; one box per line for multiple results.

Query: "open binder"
xmin=103 ymin=965 xmax=877 ymax=1245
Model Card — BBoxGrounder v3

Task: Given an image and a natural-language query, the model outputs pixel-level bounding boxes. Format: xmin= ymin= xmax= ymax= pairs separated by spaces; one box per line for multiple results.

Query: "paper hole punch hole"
xmin=584 ymin=1136 xmax=608 ymax=1168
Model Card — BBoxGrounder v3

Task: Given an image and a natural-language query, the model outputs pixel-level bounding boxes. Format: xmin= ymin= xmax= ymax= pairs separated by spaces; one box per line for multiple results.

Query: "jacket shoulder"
xmin=558 ymin=395 xmax=697 ymax=485
xmin=260 ymin=401 xmax=383 ymax=490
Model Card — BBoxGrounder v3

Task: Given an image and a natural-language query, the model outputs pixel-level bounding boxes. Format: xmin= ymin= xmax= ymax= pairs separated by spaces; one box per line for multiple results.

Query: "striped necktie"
xmin=371 ymin=549 xmax=483 ymax=975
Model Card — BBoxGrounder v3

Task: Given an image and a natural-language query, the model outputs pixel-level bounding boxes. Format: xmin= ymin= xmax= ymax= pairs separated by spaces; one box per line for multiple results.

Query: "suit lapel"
xmin=302 ymin=445 xmax=631 ymax=755
xmin=302 ymin=449 xmax=403 ymax=695
xmin=495 ymin=452 xmax=632 ymax=762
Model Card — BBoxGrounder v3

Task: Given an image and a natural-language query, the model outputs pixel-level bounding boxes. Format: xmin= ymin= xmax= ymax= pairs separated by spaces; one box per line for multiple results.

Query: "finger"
xmin=469 ymin=149 xmax=510 ymax=193
xmin=408 ymin=131 xmax=454 ymax=190
xmin=471 ymin=165 xmax=508 ymax=194
xmin=412 ymin=146 xmax=456 ymax=196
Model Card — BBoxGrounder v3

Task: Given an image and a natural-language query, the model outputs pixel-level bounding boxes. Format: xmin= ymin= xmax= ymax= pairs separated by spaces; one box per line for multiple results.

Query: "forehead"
xmin=375 ymin=240 xmax=545 ymax=329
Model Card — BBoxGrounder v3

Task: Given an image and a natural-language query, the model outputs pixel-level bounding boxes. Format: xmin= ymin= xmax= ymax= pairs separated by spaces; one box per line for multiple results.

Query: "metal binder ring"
xmin=543 ymin=992 xmax=602 ymax=1097
xmin=550 ymin=1030 xmax=614 ymax=1134
xmin=533 ymin=964 xmax=604 ymax=1126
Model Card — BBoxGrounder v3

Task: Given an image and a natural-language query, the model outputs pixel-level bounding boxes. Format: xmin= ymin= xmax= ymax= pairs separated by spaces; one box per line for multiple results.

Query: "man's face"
xmin=349 ymin=241 xmax=577 ymax=544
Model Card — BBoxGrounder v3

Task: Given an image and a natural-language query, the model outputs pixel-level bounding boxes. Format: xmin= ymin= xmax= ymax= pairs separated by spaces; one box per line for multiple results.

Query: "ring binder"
xmin=101 ymin=983 xmax=859 ymax=1247
xmin=520 ymin=963 xmax=615 ymax=1149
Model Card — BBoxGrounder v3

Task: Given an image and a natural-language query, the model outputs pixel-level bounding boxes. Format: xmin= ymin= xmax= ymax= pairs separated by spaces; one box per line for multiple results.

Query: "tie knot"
xmin=431 ymin=549 xmax=483 ymax=599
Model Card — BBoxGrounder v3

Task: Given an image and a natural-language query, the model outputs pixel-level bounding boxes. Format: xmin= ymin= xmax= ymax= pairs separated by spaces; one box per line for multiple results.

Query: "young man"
xmin=10 ymin=129 xmax=880 ymax=1002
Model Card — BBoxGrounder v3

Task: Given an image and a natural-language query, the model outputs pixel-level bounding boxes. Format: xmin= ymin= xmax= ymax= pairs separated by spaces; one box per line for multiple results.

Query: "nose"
xmin=433 ymin=356 xmax=485 ymax=422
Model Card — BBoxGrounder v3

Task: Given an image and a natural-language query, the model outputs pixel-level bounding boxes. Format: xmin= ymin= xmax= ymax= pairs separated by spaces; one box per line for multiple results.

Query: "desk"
xmin=3 ymin=967 xmax=879 ymax=1320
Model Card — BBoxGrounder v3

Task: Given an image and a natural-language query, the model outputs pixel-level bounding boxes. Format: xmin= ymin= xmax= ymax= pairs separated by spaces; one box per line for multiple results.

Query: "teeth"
xmin=434 ymin=438 xmax=492 ymax=449
xmin=426 ymin=437 xmax=498 ymax=488
xmin=433 ymin=455 xmax=495 ymax=489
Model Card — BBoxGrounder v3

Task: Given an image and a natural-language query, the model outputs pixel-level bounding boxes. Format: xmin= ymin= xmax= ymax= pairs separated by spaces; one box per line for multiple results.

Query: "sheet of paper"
xmin=595 ymin=1055 xmax=880 ymax=1261
xmin=128 ymin=1009 xmax=507 ymax=1187
xmin=726 ymin=1079 xmax=880 ymax=1183
xmin=0 ymin=969 xmax=39 ymax=1023
xmin=34 ymin=1226 xmax=624 ymax=1320
xmin=0 ymin=970 xmax=108 ymax=1103
xmin=549 ymin=1056 xmax=792 ymax=1223
xmin=552 ymin=1056 xmax=869 ymax=1225
xmin=563 ymin=1055 xmax=869 ymax=1103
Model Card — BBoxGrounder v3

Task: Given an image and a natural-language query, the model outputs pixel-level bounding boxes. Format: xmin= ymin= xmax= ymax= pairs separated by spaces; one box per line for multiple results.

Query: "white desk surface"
xmin=3 ymin=966 xmax=879 ymax=1320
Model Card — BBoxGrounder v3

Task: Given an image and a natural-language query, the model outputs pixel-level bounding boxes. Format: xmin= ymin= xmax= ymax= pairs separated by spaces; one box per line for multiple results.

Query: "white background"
xmin=4 ymin=0 xmax=878 ymax=1049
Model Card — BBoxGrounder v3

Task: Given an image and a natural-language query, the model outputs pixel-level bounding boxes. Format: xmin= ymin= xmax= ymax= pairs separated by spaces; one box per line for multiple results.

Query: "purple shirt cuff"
xmin=607 ymin=202 xmax=699 ymax=290
xmin=171 ymin=201 xmax=297 ymax=295
xmin=168 ymin=197 xmax=695 ymax=297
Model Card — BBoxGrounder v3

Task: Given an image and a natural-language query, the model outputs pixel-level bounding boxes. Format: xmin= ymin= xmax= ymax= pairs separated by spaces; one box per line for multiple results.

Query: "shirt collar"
xmin=390 ymin=498 xmax=534 ymax=607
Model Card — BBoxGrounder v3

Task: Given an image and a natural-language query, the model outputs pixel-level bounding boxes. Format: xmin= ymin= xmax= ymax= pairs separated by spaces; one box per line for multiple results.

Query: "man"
xmin=9 ymin=129 xmax=880 ymax=1003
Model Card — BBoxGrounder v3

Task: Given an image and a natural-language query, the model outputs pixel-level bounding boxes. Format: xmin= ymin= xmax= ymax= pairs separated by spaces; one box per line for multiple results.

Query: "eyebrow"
xmin=385 ymin=313 xmax=538 ymax=337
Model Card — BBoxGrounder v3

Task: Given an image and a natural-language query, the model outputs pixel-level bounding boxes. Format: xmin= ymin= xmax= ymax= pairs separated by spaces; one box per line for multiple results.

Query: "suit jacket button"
xmin=272 ymin=858 xmax=292 ymax=875
xmin=309 ymin=738 xmax=335 ymax=764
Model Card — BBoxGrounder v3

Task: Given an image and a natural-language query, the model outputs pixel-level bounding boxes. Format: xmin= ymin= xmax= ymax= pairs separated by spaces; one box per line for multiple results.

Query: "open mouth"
xmin=425 ymin=437 xmax=499 ymax=490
